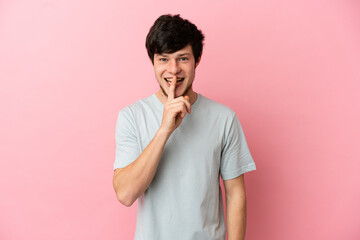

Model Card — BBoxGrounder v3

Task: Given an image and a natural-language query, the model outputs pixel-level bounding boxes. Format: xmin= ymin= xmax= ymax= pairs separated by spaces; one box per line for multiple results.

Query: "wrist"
xmin=156 ymin=127 xmax=171 ymax=141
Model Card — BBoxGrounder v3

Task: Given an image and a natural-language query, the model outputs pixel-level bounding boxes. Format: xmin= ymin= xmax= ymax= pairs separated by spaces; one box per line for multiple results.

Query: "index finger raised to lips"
xmin=168 ymin=76 xmax=177 ymax=101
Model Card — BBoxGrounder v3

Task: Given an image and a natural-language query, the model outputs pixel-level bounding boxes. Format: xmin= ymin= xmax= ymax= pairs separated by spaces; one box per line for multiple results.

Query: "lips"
xmin=164 ymin=77 xmax=185 ymax=83
xmin=164 ymin=78 xmax=184 ymax=88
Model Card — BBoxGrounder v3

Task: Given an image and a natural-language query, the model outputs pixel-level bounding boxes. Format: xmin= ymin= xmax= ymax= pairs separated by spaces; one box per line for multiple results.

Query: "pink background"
xmin=1 ymin=0 xmax=359 ymax=239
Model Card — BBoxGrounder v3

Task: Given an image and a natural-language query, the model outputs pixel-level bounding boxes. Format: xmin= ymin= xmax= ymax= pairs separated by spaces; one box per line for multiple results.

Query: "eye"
xmin=179 ymin=57 xmax=188 ymax=61
xmin=159 ymin=58 xmax=168 ymax=62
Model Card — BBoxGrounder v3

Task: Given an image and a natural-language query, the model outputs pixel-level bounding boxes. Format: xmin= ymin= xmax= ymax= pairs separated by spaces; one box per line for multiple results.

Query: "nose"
xmin=167 ymin=59 xmax=181 ymax=75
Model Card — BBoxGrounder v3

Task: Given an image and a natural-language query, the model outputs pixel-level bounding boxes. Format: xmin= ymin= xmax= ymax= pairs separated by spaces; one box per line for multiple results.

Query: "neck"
xmin=155 ymin=89 xmax=198 ymax=105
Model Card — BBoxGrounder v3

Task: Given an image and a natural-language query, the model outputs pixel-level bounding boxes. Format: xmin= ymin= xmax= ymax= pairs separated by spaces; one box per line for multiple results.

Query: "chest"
xmin=134 ymin=110 xmax=225 ymax=184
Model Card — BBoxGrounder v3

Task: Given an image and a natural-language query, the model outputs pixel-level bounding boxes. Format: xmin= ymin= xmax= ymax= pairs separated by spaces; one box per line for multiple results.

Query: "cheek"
xmin=186 ymin=68 xmax=195 ymax=77
xmin=155 ymin=67 xmax=166 ymax=76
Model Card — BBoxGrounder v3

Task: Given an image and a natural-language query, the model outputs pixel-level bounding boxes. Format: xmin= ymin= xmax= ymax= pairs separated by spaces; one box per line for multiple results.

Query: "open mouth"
xmin=164 ymin=78 xmax=185 ymax=83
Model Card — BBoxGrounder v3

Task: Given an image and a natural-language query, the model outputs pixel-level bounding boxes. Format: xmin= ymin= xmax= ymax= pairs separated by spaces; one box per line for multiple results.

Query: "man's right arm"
xmin=113 ymin=127 xmax=170 ymax=207
xmin=113 ymin=77 xmax=190 ymax=207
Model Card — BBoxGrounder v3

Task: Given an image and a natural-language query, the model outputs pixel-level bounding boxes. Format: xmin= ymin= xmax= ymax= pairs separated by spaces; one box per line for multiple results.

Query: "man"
xmin=113 ymin=14 xmax=256 ymax=240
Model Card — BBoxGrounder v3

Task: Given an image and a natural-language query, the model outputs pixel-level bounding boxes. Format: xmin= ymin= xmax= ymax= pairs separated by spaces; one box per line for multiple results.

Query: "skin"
xmin=153 ymin=44 xmax=199 ymax=106
xmin=224 ymin=175 xmax=247 ymax=240
xmin=113 ymin=44 xmax=247 ymax=239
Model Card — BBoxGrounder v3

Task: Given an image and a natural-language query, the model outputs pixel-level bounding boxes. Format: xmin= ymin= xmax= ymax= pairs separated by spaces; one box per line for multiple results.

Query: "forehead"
xmin=155 ymin=44 xmax=193 ymax=57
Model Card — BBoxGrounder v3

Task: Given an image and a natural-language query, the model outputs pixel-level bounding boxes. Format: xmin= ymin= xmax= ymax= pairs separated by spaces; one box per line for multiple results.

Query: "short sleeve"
xmin=114 ymin=107 xmax=140 ymax=170
xmin=220 ymin=113 xmax=256 ymax=180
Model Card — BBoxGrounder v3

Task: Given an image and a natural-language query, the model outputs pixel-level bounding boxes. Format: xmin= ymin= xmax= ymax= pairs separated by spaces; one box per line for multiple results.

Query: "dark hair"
xmin=146 ymin=14 xmax=205 ymax=64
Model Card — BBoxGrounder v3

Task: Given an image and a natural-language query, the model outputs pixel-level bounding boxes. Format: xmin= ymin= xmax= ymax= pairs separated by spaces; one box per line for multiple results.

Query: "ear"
xmin=195 ymin=56 xmax=202 ymax=68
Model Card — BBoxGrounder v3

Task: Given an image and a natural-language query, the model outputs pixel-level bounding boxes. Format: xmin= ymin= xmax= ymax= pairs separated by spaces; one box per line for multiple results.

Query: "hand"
xmin=159 ymin=76 xmax=191 ymax=136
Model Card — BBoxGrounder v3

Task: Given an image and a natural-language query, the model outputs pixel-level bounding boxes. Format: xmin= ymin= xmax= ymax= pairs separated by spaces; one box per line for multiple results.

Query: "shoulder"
xmin=118 ymin=94 xmax=158 ymax=117
xmin=198 ymin=94 xmax=236 ymax=120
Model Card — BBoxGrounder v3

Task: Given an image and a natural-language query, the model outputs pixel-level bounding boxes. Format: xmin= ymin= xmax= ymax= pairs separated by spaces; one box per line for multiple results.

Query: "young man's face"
xmin=153 ymin=44 xmax=199 ymax=99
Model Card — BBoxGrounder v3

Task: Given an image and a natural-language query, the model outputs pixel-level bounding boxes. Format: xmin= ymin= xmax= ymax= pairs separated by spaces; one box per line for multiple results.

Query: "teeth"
xmin=165 ymin=78 xmax=184 ymax=82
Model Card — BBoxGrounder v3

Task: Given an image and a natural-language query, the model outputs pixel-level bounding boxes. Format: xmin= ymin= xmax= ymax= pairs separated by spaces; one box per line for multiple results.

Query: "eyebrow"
xmin=178 ymin=53 xmax=191 ymax=57
xmin=156 ymin=53 xmax=191 ymax=57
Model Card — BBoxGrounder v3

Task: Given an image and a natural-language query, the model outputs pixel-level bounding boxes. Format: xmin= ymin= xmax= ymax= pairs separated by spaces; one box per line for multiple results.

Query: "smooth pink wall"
xmin=1 ymin=0 xmax=359 ymax=239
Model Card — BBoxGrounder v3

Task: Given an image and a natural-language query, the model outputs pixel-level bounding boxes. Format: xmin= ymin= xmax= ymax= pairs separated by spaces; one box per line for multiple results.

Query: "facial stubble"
xmin=160 ymin=68 xmax=196 ymax=99
xmin=159 ymin=82 xmax=193 ymax=99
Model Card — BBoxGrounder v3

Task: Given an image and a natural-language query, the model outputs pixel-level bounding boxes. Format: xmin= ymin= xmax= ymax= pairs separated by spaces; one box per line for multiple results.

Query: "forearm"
xmin=113 ymin=128 xmax=170 ymax=206
xmin=226 ymin=193 xmax=247 ymax=240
